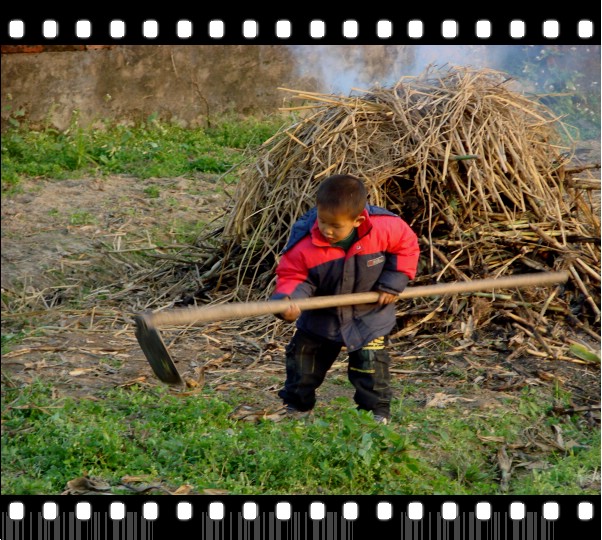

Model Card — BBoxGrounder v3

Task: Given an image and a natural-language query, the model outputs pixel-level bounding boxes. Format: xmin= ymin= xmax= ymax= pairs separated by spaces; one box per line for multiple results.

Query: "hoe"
xmin=134 ymin=271 xmax=569 ymax=385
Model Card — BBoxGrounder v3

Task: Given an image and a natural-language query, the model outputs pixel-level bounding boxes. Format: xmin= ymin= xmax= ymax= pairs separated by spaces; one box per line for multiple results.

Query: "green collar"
xmin=333 ymin=229 xmax=358 ymax=251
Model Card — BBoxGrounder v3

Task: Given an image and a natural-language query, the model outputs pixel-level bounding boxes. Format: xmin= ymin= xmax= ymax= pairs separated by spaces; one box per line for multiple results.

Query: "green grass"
xmin=2 ymin=376 xmax=598 ymax=496
xmin=0 ymin=380 xmax=411 ymax=495
xmin=1 ymin=113 xmax=288 ymax=193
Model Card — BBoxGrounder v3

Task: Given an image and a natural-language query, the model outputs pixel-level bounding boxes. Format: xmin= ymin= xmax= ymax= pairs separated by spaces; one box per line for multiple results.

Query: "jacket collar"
xmin=282 ymin=204 xmax=394 ymax=254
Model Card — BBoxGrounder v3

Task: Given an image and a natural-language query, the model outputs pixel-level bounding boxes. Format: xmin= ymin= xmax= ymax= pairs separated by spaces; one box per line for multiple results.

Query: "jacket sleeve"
xmin=270 ymin=246 xmax=317 ymax=301
xmin=376 ymin=218 xmax=420 ymax=294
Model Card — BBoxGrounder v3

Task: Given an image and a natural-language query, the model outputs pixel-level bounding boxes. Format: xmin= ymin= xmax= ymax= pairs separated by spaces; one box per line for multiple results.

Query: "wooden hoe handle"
xmin=140 ymin=271 xmax=569 ymax=329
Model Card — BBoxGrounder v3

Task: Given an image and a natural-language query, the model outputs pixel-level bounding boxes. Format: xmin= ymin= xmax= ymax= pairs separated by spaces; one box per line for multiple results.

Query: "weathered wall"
xmin=1 ymin=45 xmax=295 ymax=129
xmin=1 ymin=45 xmax=413 ymax=130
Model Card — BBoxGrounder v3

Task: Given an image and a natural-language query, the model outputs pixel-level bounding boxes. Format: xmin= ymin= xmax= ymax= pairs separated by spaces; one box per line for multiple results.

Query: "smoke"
xmin=285 ymin=45 xmax=600 ymax=138
xmin=287 ymin=45 xmax=511 ymax=94
xmin=410 ymin=45 xmax=514 ymax=75
xmin=285 ymin=45 xmax=410 ymax=93
xmin=287 ymin=44 xmax=600 ymax=95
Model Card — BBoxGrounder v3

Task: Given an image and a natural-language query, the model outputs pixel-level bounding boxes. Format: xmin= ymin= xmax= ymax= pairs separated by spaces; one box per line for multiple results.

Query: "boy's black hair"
xmin=316 ymin=174 xmax=367 ymax=217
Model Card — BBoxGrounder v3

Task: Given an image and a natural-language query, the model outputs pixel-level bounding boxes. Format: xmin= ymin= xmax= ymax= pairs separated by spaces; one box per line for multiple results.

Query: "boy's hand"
xmin=377 ymin=291 xmax=398 ymax=305
xmin=281 ymin=300 xmax=301 ymax=322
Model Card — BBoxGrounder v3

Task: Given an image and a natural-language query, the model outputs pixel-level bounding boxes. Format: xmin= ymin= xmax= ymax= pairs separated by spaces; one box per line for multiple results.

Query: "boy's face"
xmin=316 ymin=206 xmax=365 ymax=244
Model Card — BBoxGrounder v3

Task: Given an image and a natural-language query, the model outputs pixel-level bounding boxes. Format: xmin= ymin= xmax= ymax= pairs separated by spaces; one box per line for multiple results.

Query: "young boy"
xmin=270 ymin=174 xmax=420 ymax=424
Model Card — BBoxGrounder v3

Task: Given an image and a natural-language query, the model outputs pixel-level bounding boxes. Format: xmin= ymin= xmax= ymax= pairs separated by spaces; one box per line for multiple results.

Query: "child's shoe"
xmin=284 ymin=404 xmax=312 ymax=419
xmin=373 ymin=414 xmax=389 ymax=425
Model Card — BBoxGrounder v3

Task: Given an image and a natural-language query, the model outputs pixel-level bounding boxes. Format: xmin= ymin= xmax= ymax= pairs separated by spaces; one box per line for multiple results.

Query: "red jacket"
xmin=271 ymin=205 xmax=420 ymax=351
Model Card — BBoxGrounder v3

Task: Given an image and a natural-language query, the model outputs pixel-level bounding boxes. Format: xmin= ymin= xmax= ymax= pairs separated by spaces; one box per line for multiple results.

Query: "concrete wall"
xmin=1 ymin=45 xmax=413 ymax=130
xmin=1 ymin=45 xmax=293 ymax=129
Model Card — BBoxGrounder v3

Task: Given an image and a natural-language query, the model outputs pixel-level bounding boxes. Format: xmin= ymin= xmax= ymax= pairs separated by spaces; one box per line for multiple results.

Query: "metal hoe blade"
xmin=134 ymin=314 xmax=183 ymax=385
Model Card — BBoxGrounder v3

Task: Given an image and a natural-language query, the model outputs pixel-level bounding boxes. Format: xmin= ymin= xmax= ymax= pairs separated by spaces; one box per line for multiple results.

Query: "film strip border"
xmin=1 ymin=8 xmax=600 ymax=540
xmin=0 ymin=15 xmax=600 ymax=44
xmin=1 ymin=495 xmax=600 ymax=538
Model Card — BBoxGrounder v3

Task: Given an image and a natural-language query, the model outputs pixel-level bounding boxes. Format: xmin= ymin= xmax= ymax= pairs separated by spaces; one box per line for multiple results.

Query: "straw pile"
xmin=211 ymin=66 xmax=600 ymax=355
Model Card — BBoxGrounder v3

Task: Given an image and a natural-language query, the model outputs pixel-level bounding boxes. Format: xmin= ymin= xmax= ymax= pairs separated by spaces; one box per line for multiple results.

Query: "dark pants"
xmin=278 ymin=329 xmax=392 ymax=417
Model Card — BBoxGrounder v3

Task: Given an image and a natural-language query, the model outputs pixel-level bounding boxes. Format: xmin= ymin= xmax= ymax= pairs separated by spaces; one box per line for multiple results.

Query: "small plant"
xmin=187 ymin=155 xmax=230 ymax=173
xmin=1 ymin=331 xmax=26 ymax=354
xmin=69 ymin=211 xmax=96 ymax=226
xmin=205 ymin=114 xmax=287 ymax=149
xmin=143 ymin=185 xmax=161 ymax=198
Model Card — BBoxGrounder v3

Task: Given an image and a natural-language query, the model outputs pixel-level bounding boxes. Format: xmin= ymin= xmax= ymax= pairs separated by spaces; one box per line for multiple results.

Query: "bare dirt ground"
xmin=1 ymin=145 xmax=601 ymax=428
